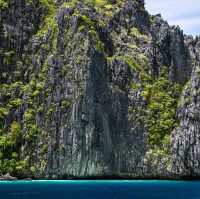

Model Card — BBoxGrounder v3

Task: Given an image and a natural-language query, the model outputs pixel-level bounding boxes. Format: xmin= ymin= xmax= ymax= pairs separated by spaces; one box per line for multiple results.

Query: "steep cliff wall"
xmin=0 ymin=0 xmax=199 ymax=179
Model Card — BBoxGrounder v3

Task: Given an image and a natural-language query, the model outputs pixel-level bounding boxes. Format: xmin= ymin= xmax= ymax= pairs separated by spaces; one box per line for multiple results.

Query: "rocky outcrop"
xmin=171 ymin=37 xmax=200 ymax=177
xmin=0 ymin=0 xmax=44 ymax=83
xmin=149 ymin=15 xmax=192 ymax=84
xmin=0 ymin=0 xmax=200 ymax=179
xmin=0 ymin=173 xmax=17 ymax=181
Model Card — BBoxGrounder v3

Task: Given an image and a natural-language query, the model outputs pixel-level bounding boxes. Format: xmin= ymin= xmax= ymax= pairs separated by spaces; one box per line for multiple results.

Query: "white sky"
xmin=145 ymin=0 xmax=200 ymax=36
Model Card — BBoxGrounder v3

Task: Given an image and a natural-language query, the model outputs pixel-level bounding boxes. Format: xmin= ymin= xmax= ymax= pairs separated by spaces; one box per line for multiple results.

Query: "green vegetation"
xmin=0 ymin=107 xmax=8 ymax=119
xmin=94 ymin=0 xmax=107 ymax=7
xmin=0 ymin=0 xmax=8 ymax=10
xmin=0 ymin=0 xmax=185 ymax=176
xmin=124 ymin=55 xmax=143 ymax=72
xmin=141 ymin=67 xmax=182 ymax=148
xmin=125 ymin=51 xmax=182 ymax=163
xmin=0 ymin=0 xmax=59 ymax=176
xmin=61 ymin=100 xmax=71 ymax=110
xmin=122 ymin=48 xmax=182 ymax=151
xmin=130 ymin=27 xmax=142 ymax=38
xmin=130 ymin=27 xmax=149 ymax=42
xmin=35 ymin=0 xmax=57 ymax=38
xmin=0 ymin=121 xmax=28 ymax=176
xmin=91 ymin=0 xmax=122 ymax=18
xmin=79 ymin=14 xmax=97 ymax=31
xmin=10 ymin=121 xmax=21 ymax=144
xmin=3 ymin=51 xmax=15 ymax=65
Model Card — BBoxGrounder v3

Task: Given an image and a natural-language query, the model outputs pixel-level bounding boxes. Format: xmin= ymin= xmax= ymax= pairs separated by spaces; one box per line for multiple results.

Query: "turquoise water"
xmin=0 ymin=180 xmax=200 ymax=199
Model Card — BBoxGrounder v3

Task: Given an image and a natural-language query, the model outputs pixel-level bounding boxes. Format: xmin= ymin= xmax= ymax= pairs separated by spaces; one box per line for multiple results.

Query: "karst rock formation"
xmin=0 ymin=0 xmax=200 ymax=179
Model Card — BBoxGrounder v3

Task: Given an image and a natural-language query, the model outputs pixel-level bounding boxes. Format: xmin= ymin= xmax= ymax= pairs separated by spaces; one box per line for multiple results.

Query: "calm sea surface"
xmin=0 ymin=180 xmax=200 ymax=199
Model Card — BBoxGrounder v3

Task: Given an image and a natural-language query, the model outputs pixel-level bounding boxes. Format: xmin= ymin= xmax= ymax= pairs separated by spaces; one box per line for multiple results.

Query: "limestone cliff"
xmin=0 ymin=0 xmax=200 ymax=179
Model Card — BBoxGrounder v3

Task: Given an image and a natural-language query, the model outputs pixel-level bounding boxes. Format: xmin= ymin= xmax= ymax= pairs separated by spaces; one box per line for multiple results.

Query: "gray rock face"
xmin=149 ymin=15 xmax=192 ymax=84
xmin=0 ymin=0 xmax=200 ymax=179
xmin=171 ymin=38 xmax=200 ymax=177
xmin=0 ymin=0 xmax=43 ymax=82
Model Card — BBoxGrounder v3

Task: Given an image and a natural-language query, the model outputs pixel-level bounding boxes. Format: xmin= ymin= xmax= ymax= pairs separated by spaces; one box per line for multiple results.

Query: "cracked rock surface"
xmin=0 ymin=0 xmax=200 ymax=179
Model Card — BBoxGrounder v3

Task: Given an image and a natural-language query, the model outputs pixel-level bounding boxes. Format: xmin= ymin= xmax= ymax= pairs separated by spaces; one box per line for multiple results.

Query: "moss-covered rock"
xmin=0 ymin=0 xmax=199 ymax=179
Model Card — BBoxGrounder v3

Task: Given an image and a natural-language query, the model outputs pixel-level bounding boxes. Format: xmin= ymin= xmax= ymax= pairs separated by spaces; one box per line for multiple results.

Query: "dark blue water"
xmin=0 ymin=180 xmax=200 ymax=199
